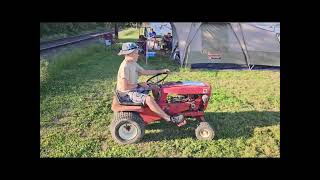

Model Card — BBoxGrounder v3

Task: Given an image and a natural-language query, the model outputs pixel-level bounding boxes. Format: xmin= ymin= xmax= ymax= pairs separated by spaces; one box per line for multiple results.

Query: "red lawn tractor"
xmin=110 ymin=72 xmax=214 ymax=144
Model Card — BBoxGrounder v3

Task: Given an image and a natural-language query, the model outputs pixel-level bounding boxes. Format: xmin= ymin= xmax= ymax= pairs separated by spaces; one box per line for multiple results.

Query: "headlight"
xmin=202 ymin=95 xmax=209 ymax=103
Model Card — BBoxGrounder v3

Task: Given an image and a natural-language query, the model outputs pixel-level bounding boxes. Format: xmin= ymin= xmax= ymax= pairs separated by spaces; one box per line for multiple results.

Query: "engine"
xmin=158 ymin=81 xmax=211 ymax=115
xmin=164 ymin=94 xmax=209 ymax=114
xmin=167 ymin=94 xmax=198 ymax=103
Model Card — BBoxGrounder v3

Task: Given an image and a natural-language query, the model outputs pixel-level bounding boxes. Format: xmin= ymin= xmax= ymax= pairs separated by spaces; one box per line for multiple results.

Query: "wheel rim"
xmin=199 ymin=129 xmax=211 ymax=138
xmin=118 ymin=123 xmax=138 ymax=141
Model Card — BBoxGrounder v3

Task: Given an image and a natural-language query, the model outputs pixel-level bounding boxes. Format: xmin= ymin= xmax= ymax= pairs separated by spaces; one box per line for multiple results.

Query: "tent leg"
xmin=249 ymin=65 xmax=254 ymax=70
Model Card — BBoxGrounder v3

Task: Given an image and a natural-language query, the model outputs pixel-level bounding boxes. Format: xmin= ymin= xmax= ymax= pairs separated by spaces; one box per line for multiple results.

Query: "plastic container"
xmin=105 ymin=40 xmax=111 ymax=46
xmin=146 ymin=51 xmax=156 ymax=58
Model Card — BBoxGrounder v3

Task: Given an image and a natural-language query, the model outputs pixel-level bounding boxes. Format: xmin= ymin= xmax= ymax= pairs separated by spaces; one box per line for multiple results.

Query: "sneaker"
xmin=170 ymin=115 xmax=184 ymax=123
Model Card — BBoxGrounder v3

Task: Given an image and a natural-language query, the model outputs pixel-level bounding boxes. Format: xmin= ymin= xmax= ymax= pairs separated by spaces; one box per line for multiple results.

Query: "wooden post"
xmin=114 ymin=23 xmax=118 ymax=40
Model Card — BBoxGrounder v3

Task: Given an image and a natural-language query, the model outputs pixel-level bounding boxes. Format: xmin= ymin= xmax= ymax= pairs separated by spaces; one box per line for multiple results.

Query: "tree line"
xmin=40 ymin=22 xmax=142 ymax=39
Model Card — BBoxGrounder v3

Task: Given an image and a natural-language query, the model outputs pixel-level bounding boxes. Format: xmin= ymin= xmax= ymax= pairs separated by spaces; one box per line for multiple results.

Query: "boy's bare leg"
xmin=145 ymin=96 xmax=171 ymax=121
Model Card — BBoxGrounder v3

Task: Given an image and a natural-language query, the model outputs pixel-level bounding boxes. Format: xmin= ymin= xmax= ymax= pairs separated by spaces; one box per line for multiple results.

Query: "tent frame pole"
xmin=229 ymin=23 xmax=250 ymax=70
xmin=183 ymin=23 xmax=202 ymax=68
xmin=239 ymin=23 xmax=251 ymax=70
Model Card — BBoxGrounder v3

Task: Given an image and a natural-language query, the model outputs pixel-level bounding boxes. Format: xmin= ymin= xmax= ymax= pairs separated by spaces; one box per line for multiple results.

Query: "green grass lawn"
xmin=40 ymin=28 xmax=280 ymax=158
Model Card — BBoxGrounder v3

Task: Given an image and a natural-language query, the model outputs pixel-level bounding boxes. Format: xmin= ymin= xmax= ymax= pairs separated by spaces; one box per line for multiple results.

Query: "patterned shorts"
xmin=118 ymin=85 xmax=150 ymax=105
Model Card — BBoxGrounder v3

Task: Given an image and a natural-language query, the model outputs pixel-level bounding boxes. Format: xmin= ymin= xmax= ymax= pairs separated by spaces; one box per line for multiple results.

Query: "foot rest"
xmin=177 ymin=120 xmax=187 ymax=127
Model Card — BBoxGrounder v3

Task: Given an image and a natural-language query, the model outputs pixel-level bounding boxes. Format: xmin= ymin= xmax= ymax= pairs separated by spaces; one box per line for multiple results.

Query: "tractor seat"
xmin=115 ymin=89 xmax=144 ymax=106
xmin=111 ymin=97 xmax=144 ymax=112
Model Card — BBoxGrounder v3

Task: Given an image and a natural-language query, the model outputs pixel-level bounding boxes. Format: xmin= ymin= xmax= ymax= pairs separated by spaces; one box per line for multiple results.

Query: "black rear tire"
xmin=110 ymin=112 xmax=145 ymax=145
xmin=195 ymin=122 xmax=215 ymax=140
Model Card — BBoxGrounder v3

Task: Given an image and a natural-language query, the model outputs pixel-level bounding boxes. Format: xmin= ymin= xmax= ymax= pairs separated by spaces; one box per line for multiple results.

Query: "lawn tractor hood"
xmin=162 ymin=81 xmax=212 ymax=95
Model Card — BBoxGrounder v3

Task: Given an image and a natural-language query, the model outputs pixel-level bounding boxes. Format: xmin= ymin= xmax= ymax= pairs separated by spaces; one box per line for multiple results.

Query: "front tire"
xmin=195 ymin=122 xmax=215 ymax=140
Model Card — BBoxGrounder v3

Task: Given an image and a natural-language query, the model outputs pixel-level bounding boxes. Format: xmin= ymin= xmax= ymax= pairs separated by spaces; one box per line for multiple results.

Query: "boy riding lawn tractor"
xmin=110 ymin=42 xmax=215 ymax=145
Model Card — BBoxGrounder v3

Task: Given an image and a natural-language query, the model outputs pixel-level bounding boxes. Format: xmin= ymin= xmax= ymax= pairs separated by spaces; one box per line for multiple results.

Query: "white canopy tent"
xmin=170 ymin=22 xmax=280 ymax=69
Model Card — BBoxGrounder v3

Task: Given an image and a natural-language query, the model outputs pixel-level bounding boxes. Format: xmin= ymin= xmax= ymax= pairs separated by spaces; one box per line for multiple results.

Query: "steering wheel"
xmin=146 ymin=72 xmax=168 ymax=86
